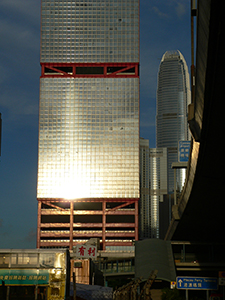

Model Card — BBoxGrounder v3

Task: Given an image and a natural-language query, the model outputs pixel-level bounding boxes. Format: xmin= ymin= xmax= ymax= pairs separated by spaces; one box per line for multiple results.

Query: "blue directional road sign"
xmin=176 ymin=277 xmax=218 ymax=290
xmin=178 ymin=140 xmax=191 ymax=162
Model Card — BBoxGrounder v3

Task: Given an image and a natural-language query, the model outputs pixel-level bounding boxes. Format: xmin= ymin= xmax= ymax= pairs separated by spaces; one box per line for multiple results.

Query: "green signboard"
xmin=0 ymin=269 xmax=49 ymax=285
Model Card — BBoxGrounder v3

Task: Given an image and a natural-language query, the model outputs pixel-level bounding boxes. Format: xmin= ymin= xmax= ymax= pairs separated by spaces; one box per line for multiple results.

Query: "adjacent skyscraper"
xmin=37 ymin=0 xmax=140 ymax=250
xmin=156 ymin=50 xmax=191 ymax=194
xmin=139 ymin=138 xmax=167 ymax=239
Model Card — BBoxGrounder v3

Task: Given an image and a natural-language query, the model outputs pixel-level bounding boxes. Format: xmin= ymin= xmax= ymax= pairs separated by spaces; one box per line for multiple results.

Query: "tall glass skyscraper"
xmin=156 ymin=50 xmax=191 ymax=194
xmin=139 ymin=138 xmax=167 ymax=239
xmin=37 ymin=0 xmax=139 ymax=250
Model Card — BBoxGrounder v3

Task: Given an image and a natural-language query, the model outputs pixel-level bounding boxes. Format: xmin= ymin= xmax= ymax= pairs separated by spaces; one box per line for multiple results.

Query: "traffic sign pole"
xmin=184 ymin=285 xmax=211 ymax=300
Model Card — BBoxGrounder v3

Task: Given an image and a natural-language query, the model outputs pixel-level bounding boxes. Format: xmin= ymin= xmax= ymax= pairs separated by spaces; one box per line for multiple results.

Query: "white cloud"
xmin=152 ymin=6 xmax=169 ymax=19
xmin=174 ymin=1 xmax=187 ymax=18
xmin=145 ymin=0 xmax=188 ymax=20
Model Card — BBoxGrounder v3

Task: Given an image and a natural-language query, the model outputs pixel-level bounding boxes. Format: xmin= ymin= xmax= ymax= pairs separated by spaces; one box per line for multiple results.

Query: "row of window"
xmin=43 ymin=2 xmax=137 ymax=7
xmin=41 ymin=1 xmax=139 ymax=62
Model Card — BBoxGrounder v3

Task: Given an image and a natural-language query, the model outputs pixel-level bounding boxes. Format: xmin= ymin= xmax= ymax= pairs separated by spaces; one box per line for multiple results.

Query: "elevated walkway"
xmin=165 ymin=0 xmax=225 ymax=243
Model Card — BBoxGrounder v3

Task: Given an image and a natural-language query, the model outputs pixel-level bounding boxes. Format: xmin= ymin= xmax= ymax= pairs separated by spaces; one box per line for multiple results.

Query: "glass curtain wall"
xmin=156 ymin=50 xmax=191 ymax=193
xmin=37 ymin=0 xmax=140 ymax=200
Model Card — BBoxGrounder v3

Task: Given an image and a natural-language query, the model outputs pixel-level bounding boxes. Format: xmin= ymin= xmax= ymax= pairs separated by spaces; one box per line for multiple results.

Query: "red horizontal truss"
xmin=39 ymin=241 xmax=134 ymax=247
xmin=41 ymin=209 xmax=135 ymax=215
xmin=38 ymin=198 xmax=139 ymax=203
xmin=40 ymin=223 xmax=135 ymax=228
xmin=105 ymin=241 xmax=133 ymax=247
xmin=40 ymin=232 xmax=135 ymax=238
xmin=40 ymin=62 xmax=139 ymax=78
xmin=37 ymin=198 xmax=139 ymax=250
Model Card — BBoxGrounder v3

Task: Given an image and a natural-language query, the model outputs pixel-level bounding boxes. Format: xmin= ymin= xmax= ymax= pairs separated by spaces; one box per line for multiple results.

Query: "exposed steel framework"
xmin=37 ymin=198 xmax=139 ymax=250
xmin=41 ymin=62 xmax=139 ymax=78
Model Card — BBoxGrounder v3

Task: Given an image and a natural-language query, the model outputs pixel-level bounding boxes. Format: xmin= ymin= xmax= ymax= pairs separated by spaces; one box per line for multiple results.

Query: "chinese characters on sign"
xmin=176 ymin=277 xmax=218 ymax=290
xmin=178 ymin=141 xmax=191 ymax=162
xmin=0 ymin=275 xmax=47 ymax=281
xmin=178 ymin=281 xmax=202 ymax=288
xmin=0 ymin=270 xmax=49 ymax=285
xmin=76 ymin=245 xmax=97 ymax=259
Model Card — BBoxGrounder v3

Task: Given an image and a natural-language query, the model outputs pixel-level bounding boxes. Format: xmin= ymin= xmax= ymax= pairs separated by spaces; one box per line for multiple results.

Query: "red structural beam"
xmin=40 ymin=223 xmax=135 ymax=228
xmin=39 ymin=241 xmax=134 ymax=248
xmin=36 ymin=198 xmax=139 ymax=250
xmin=46 ymin=202 xmax=67 ymax=211
xmin=102 ymin=201 xmax=106 ymax=251
xmin=41 ymin=209 xmax=135 ymax=215
xmin=105 ymin=242 xmax=133 ymax=247
xmin=37 ymin=201 xmax=41 ymax=249
xmin=40 ymin=232 xmax=135 ymax=238
xmin=135 ymin=201 xmax=139 ymax=240
xmin=40 ymin=62 xmax=139 ymax=78
xmin=38 ymin=198 xmax=139 ymax=203
xmin=70 ymin=202 xmax=73 ymax=250
xmin=107 ymin=201 xmax=136 ymax=212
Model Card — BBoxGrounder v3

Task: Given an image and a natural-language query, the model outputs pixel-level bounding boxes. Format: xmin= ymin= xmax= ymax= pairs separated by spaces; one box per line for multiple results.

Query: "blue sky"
xmin=0 ymin=0 xmax=191 ymax=248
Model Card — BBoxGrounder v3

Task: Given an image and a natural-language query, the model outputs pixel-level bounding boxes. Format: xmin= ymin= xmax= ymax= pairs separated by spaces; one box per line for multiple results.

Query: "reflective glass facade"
xmin=37 ymin=0 xmax=140 ymax=200
xmin=40 ymin=0 xmax=139 ymax=63
xmin=139 ymin=138 xmax=150 ymax=239
xmin=139 ymin=138 xmax=167 ymax=239
xmin=38 ymin=77 xmax=139 ymax=199
xmin=149 ymin=148 xmax=167 ymax=238
xmin=156 ymin=51 xmax=191 ymax=193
